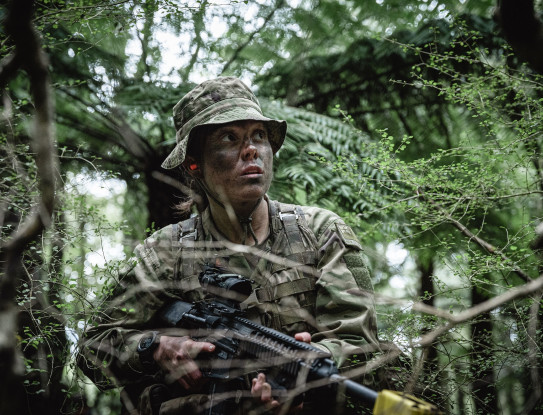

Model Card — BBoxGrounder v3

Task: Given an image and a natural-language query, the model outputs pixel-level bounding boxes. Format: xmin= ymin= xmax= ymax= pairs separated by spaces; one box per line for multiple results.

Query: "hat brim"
xmin=162 ymin=105 xmax=286 ymax=169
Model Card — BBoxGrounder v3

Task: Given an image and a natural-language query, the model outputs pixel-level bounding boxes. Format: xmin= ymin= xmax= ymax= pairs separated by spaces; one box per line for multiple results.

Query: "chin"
xmin=237 ymin=187 xmax=267 ymax=202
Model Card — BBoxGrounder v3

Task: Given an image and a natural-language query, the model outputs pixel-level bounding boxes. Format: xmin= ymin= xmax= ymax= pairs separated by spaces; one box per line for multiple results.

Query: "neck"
xmin=208 ymin=197 xmax=269 ymax=246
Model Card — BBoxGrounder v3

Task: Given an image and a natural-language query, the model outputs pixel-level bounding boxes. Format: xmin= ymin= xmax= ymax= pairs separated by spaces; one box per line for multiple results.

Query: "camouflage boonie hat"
xmin=161 ymin=77 xmax=287 ymax=169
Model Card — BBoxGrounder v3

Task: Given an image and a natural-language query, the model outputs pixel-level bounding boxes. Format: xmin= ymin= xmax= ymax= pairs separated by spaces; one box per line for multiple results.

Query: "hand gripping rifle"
xmin=158 ymin=266 xmax=442 ymax=415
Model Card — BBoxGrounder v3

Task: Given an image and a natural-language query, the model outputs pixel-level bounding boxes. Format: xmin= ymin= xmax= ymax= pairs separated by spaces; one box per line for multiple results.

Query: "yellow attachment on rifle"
xmin=373 ymin=390 xmax=443 ymax=415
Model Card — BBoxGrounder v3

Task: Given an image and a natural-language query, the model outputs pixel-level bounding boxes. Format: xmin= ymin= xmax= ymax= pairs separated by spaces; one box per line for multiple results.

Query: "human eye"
xmin=220 ymin=132 xmax=237 ymax=143
xmin=252 ymin=129 xmax=268 ymax=142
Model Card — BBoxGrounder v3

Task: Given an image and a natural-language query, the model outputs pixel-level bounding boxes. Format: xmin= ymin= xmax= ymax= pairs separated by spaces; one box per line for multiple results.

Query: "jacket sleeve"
xmin=77 ymin=225 xmax=181 ymax=389
xmin=307 ymin=208 xmax=381 ymax=369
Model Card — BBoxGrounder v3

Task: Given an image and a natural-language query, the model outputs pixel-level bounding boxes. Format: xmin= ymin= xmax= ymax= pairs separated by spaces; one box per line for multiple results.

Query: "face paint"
xmin=201 ymin=120 xmax=273 ymax=209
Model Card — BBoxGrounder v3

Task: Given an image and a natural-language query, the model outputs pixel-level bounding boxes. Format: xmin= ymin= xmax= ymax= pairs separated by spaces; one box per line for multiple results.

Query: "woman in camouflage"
xmin=78 ymin=77 xmax=380 ymax=415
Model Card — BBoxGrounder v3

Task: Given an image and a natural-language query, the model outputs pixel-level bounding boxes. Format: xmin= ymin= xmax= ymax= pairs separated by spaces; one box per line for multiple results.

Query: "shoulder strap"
xmin=172 ymin=215 xmax=200 ymax=280
xmin=172 ymin=215 xmax=199 ymax=244
xmin=274 ymin=201 xmax=317 ymax=266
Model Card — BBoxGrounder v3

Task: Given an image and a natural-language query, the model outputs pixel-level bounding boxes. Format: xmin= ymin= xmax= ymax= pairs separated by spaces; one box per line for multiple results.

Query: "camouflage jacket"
xmin=77 ymin=198 xmax=380 ymax=412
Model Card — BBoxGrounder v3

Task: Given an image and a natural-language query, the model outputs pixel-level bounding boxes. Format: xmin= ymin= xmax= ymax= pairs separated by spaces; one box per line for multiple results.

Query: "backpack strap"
xmin=271 ymin=202 xmax=318 ymax=270
xmin=172 ymin=215 xmax=202 ymax=293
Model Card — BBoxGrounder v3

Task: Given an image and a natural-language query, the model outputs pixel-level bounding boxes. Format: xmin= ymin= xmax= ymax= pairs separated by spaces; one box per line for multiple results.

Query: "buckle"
xmin=278 ymin=211 xmax=298 ymax=221
xmin=179 ymin=229 xmax=197 ymax=242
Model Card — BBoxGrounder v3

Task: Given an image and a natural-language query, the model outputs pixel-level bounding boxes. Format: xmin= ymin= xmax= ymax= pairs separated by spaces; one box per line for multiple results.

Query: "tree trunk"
xmin=471 ymin=281 xmax=499 ymax=415
xmin=495 ymin=0 xmax=543 ymax=74
xmin=454 ymin=362 xmax=467 ymax=415
xmin=0 ymin=1 xmax=58 ymax=413
xmin=417 ymin=256 xmax=443 ymax=407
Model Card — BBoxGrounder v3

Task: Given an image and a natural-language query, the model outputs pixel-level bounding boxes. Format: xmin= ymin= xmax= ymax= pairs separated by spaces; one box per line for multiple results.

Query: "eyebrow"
xmin=208 ymin=126 xmax=236 ymax=139
xmin=212 ymin=123 xmax=265 ymax=136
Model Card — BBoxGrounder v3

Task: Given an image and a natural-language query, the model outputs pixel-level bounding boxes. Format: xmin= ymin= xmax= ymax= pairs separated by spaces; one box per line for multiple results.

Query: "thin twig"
xmin=417 ymin=188 xmax=533 ymax=282
xmin=151 ymin=170 xmax=191 ymax=194
xmin=417 ymin=274 xmax=543 ymax=348
xmin=221 ymin=0 xmax=284 ymax=74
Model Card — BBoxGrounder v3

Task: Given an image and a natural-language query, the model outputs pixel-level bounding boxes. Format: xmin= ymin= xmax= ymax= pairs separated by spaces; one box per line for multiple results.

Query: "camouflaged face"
xmin=161 ymin=77 xmax=287 ymax=169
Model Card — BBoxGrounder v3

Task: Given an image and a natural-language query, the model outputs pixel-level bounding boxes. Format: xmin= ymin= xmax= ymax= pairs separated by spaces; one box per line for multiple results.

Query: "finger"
xmin=177 ymin=377 xmax=191 ymax=390
xmin=294 ymin=332 xmax=311 ymax=343
xmin=270 ymin=399 xmax=280 ymax=409
xmin=173 ymin=362 xmax=205 ymax=390
xmin=251 ymin=373 xmax=265 ymax=396
xmin=167 ymin=357 xmax=201 ymax=384
xmin=260 ymin=380 xmax=273 ymax=402
xmin=185 ymin=340 xmax=216 ymax=358
xmin=184 ymin=363 xmax=202 ymax=383
xmin=165 ymin=363 xmax=199 ymax=387
xmin=174 ymin=355 xmax=199 ymax=373
xmin=251 ymin=378 xmax=259 ymax=396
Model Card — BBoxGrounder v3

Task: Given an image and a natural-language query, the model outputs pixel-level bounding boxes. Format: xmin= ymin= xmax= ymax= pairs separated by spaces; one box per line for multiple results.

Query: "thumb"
xmin=188 ymin=341 xmax=216 ymax=357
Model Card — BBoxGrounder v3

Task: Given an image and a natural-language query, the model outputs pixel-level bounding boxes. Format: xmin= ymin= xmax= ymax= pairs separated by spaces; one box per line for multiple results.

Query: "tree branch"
xmin=58 ymin=86 xmax=155 ymax=161
xmin=1 ymin=0 xmax=58 ymax=256
xmin=0 ymin=0 xmax=58 ymax=404
xmin=221 ymin=0 xmax=284 ymax=74
xmin=353 ymin=274 xmax=543 ymax=385
xmin=0 ymin=53 xmax=21 ymax=89
xmin=417 ymin=188 xmax=533 ymax=282
xmin=418 ymin=274 xmax=543 ymax=347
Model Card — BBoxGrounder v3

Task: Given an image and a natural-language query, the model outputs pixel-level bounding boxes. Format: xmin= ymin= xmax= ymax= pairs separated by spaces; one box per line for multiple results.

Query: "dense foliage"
xmin=2 ymin=0 xmax=543 ymax=414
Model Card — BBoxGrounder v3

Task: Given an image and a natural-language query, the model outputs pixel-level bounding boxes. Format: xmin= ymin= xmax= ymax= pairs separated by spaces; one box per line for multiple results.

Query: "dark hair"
xmin=185 ymin=124 xmax=212 ymax=164
xmin=175 ymin=172 xmax=207 ymax=217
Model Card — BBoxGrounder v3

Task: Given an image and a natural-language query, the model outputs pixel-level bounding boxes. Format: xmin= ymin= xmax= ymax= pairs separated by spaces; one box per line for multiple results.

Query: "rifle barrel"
xmin=330 ymin=374 xmax=378 ymax=405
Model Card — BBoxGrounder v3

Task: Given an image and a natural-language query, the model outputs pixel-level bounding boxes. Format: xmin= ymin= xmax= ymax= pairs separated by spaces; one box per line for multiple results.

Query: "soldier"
xmin=78 ymin=77 xmax=380 ymax=415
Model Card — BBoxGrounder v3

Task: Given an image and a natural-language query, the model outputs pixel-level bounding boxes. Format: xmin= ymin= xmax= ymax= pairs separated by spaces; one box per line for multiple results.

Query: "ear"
xmin=183 ymin=155 xmax=202 ymax=177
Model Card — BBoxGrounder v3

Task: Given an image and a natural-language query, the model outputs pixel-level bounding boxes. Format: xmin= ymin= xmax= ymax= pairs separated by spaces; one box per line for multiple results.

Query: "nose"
xmin=241 ymin=138 xmax=258 ymax=161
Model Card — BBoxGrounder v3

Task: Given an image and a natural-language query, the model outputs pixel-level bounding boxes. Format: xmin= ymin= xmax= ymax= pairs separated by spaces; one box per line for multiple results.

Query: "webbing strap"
xmin=269 ymin=251 xmax=316 ymax=273
xmin=278 ymin=304 xmax=315 ymax=326
xmin=254 ymin=277 xmax=315 ymax=303
xmin=268 ymin=200 xmax=281 ymax=236
xmin=279 ymin=206 xmax=307 ymax=260
xmin=180 ymin=216 xmax=198 ymax=242
xmin=275 ymin=204 xmax=318 ymax=267
xmin=171 ymin=223 xmax=179 ymax=249
xmin=173 ymin=216 xmax=200 ymax=285
xmin=267 ymin=203 xmax=320 ymax=330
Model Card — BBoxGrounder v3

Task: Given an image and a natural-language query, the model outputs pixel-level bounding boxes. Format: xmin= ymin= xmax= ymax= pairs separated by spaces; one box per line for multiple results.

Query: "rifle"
xmin=158 ymin=266 xmax=442 ymax=415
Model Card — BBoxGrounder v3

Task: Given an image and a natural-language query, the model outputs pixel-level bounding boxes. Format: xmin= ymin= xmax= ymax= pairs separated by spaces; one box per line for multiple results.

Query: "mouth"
xmin=241 ymin=165 xmax=264 ymax=177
